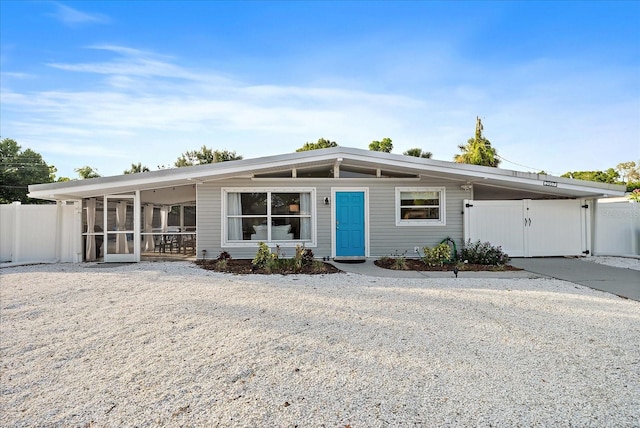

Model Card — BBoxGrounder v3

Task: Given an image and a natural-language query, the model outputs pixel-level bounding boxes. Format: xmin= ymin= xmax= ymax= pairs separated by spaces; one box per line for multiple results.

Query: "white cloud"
xmin=1 ymin=45 xmax=638 ymax=178
xmin=50 ymin=2 xmax=109 ymax=27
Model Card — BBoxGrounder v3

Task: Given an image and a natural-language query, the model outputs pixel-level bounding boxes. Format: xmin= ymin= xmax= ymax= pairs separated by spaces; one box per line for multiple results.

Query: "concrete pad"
xmin=510 ymin=257 xmax=640 ymax=301
xmin=329 ymin=259 xmax=541 ymax=279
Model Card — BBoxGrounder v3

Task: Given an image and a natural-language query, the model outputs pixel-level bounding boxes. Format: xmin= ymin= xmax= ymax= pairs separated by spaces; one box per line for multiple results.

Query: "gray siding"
xmin=197 ymin=177 xmax=468 ymax=260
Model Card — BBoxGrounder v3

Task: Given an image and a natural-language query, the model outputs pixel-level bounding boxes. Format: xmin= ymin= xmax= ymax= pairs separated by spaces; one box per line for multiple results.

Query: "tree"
xmin=616 ymin=161 xmax=639 ymax=183
xmin=296 ymin=138 xmax=338 ymax=152
xmin=0 ymin=138 xmax=55 ymax=203
xmin=454 ymin=117 xmax=500 ymax=167
xmin=175 ymin=146 xmax=242 ymax=167
xmin=561 ymin=169 xmax=619 ymax=184
xmin=369 ymin=137 xmax=393 ymax=153
xmin=74 ymin=166 xmax=101 ymax=179
xmin=124 ymin=162 xmax=150 ymax=174
xmin=403 ymin=148 xmax=432 ymax=159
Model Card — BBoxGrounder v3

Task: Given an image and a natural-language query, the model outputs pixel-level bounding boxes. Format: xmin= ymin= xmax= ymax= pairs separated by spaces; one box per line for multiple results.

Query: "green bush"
xmin=393 ymin=255 xmax=407 ymax=270
xmin=422 ymin=243 xmax=452 ymax=267
xmin=253 ymin=243 xmax=316 ymax=273
xmin=252 ymin=242 xmax=277 ymax=268
xmin=460 ymin=240 xmax=510 ymax=265
xmin=292 ymin=245 xmax=315 ymax=270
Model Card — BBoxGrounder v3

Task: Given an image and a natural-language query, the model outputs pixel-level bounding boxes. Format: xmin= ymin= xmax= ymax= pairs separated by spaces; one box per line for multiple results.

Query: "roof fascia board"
xmin=475 ymin=181 xmax=606 ymax=198
xmin=342 ymin=152 xmax=625 ymax=196
xmin=28 ymin=146 xmax=626 ymax=199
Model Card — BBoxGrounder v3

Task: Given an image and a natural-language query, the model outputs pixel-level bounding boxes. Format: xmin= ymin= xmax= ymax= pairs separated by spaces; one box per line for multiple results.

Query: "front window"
xmin=224 ymin=189 xmax=315 ymax=245
xmin=396 ymin=187 xmax=445 ymax=226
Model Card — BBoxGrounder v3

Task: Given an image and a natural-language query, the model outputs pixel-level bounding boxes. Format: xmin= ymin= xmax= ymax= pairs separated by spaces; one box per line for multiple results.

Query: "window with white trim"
xmin=223 ymin=189 xmax=315 ymax=245
xmin=395 ymin=187 xmax=445 ymax=226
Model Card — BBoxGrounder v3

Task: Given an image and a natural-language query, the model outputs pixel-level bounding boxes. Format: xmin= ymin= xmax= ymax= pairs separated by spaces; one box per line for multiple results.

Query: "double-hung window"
xmin=395 ymin=187 xmax=445 ymax=226
xmin=223 ymin=188 xmax=315 ymax=245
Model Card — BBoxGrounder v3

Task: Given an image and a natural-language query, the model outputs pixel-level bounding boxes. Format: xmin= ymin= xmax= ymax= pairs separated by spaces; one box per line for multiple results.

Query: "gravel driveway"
xmin=1 ymin=262 xmax=639 ymax=427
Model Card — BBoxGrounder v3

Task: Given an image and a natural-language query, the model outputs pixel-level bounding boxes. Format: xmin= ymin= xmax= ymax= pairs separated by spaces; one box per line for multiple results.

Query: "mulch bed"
xmin=196 ymin=258 xmax=520 ymax=274
xmin=374 ymin=258 xmax=522 ymax=272
xmin=196 ymin=259 xmax=342 ymax=275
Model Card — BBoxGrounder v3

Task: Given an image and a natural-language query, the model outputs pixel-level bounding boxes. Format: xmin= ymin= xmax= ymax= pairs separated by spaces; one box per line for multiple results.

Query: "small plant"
xmin=629 ymin=188 xmax=640 ymax=203
xmin=290 ymin=245 xmax=303 ymax=271
xmin=215 ymin=258 xmax=228 ymax=271
xmin=301 ymin=248 xmax=315 ymax=266
xmin=252 ymin=242 xmax=277 ymax=268
xmin=460 ymin=240 xmax=510 ymax=266
xmin=391 ymin=250 xmax=408 ymax=270
xmin=422 ymin=243 xmax=452 ymax=267
xmin=379 ymin=255 xmax=393 ymax=265
xmin=393 ymin=258 xmax=407 ymax=270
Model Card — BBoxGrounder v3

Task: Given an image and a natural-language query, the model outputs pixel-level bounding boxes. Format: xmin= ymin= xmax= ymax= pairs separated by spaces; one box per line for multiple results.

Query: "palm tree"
xmin=403 ymin=148 xmax=433 ymax=158
xmin=124 ymin=162 xmax=150 ymax=174
xmin=454 ymin=117 xmax=500 ymax=167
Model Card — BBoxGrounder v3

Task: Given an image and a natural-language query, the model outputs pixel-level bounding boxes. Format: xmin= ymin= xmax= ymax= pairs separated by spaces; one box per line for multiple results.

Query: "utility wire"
xmin=495 ymin=154 xmax=562 ymax=176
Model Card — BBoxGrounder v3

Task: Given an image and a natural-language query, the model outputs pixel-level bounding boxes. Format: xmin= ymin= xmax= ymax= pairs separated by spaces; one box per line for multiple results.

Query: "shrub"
xmin=392 ymin=250 xmax=408 ymax=270
xmin=215 ymin=259 xmax=228 ymax=271
xmin=422 ymin=243 xmax=452 ymax=267
xmin=393 ymin=257 xmax=407 ymax=270
xmin=291 ymin=245 xmax=310 ymax=270
xmin=301 ymin=248 xmax=315 ymax=266
xmin=252 ymin=242 xmax=276 ymax=268
xmin=460 ymin=240 xmax=510 ymax=266
xmin=253 ymin=243 xmax=318 ymax=273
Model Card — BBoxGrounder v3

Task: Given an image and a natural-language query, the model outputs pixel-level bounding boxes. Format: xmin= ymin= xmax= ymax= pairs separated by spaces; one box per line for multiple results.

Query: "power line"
xmin=495 ymin=154 xmax=562 ymax=176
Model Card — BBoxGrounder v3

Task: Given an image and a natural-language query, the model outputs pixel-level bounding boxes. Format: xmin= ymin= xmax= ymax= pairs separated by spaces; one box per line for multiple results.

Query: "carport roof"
xmin=28 ymin=146 xmax=626 ymax=201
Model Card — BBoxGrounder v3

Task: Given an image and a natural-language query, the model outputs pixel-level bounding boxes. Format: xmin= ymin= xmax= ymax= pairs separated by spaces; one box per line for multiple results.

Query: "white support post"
xmin=55 ymin=201 xmax=63 ymax=262
xmin=12 ymin=202 xmax=21 ymax=263
xmin=134 ymin=190 xmax=141 ymax=262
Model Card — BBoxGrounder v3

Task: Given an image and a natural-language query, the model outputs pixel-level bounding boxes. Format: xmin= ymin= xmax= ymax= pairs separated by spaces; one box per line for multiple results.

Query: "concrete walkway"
xmin=328 ymin=259 xmax=540 ymax=279
xmin=330 ymin=258 xmax=639 ymax=302
xmin=510 ymin=257 xmax=640 ymax=301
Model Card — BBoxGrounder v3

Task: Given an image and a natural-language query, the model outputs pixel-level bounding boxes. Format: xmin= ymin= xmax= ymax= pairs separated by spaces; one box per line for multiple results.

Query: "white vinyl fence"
xmin=0 ymin=202 xmax=82 ymax=264
xmin=595 ymin=198 xmax=639 ymax=257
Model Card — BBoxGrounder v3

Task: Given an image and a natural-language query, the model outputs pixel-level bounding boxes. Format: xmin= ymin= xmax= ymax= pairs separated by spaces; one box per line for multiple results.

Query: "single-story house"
xmin=27 ymin=147 xmax=626 ymax=263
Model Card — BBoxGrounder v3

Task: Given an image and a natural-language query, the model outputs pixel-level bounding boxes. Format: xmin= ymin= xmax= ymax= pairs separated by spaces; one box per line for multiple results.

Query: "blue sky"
xmin=1 ymin=1 xmax=638 ymax=179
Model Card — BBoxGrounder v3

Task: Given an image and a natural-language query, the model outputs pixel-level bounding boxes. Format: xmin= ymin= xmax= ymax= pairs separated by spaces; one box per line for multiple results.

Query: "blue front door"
xmin=335 ymin=191 xmax=365 ymax=257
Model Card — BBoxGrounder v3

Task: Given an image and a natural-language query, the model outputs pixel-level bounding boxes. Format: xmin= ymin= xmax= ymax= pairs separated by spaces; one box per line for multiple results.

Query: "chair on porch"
xmin=181 ymin=234 xmax=196 ymax=255
xmin=153 ymin=234 xmax=169 ymax=253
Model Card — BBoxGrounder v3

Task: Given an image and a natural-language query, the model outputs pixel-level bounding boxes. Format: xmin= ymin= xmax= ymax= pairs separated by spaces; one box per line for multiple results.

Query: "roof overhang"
xmin=28 ymin=146 xmax=626 ymax=201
